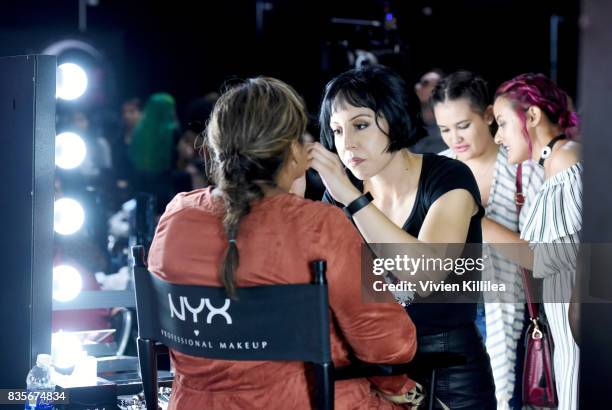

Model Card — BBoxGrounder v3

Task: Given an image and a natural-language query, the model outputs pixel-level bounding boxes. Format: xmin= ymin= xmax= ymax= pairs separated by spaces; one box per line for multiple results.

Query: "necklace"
xmin=538 ymin=134 xmax=567 ymax=166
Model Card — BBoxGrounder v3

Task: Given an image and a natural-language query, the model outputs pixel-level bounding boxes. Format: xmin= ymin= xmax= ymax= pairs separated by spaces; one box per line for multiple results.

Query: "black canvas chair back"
xmin=131 ymin=245 xmax=335 ymax=410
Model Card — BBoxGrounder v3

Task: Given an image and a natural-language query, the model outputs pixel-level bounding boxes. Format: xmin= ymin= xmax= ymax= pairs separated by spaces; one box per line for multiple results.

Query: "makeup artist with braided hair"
xmin=148 ymin=77 xmax=419 ymax=409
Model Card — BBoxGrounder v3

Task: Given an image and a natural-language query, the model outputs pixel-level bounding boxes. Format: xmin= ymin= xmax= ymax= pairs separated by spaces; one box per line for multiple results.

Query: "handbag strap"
xmin=515 ymin=164 xmax=539 ymax=323
xmin=520 ymin=267 xmax=538 ymax=322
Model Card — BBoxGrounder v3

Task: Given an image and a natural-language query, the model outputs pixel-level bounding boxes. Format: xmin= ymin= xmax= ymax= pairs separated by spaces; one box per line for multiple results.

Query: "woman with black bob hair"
xmin=310 ymin=65 xmax=497 ymax=409
xmin=319 ymin=64 xmax=418 ymax=153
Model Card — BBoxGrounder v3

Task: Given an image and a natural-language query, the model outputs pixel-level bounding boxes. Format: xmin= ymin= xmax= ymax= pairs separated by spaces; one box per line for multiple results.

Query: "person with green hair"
xmin=130 ymin=92 xmax=179 ymax=173
xmin=129 ymin=92 xmax=180 ymax=210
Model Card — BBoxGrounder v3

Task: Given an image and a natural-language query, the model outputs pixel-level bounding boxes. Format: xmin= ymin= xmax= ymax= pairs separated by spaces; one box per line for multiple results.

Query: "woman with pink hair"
xmin=493 ymin=73 xmax=581 ymax=410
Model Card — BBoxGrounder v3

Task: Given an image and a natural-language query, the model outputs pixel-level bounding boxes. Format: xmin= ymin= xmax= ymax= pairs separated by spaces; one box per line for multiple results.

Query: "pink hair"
xmin=495 ymin=73 xmax=579 ymax=154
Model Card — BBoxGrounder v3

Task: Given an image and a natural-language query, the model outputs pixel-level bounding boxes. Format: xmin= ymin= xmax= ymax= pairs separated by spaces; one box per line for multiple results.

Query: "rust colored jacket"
xmin=148 ymin=188 xmax=417 ymax=409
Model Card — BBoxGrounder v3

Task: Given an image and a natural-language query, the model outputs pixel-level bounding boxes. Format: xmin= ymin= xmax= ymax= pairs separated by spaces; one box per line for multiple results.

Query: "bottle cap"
xmin=36 ymin=354 xmax=52 ymax=367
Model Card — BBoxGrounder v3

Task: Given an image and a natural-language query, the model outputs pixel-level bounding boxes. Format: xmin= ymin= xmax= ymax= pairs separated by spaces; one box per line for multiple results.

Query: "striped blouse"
xmin=520 ymin=162 xmax=582 ymax=410
xmin=439 ymin=147 xmax=545 ymax=300
xmin=521 ymin=162 xmax=583 ymax=285
xmin=521 ymin=162 xmax=583 ymax=244
xmin=440 ymin=147 xmax=544 ymax=235
xmin=440 ymin=146 xmax=544 ymax=408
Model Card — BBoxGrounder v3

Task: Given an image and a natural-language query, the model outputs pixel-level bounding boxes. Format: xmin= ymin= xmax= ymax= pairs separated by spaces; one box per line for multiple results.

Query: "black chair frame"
xmin=132 ymin=245 xmax=465 ymax=410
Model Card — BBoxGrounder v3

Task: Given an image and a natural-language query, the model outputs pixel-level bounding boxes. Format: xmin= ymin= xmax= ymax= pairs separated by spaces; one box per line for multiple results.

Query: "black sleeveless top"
xmin=323 ymin=153 xmax=485 ymax=335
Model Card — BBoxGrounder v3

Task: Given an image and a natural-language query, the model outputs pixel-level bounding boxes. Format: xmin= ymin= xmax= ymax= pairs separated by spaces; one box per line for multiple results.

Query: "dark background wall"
xmin=0 ymin=0 xmax=579 ymax=119
xmin=578 ymin=0 xmax=612 ymax=404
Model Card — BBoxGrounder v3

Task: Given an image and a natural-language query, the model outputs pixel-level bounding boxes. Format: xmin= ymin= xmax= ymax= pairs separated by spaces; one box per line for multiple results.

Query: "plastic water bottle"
xmin=24 ymin=354 xmax=55 ymax=410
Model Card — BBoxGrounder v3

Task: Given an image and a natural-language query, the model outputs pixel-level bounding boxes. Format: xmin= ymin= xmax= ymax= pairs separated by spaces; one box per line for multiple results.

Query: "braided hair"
xmin=206 ymin=77 xmax=308 ymax=297
xmin=495 ymin=73 xmax=579 ymax=153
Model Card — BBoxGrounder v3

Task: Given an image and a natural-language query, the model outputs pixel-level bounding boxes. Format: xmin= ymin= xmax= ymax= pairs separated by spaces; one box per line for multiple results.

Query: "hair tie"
xmin=228 ymin=238 xmax=237 ymax=244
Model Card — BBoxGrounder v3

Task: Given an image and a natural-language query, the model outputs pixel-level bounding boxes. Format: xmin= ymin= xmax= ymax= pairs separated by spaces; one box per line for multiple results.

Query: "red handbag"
xmin=516 ymin=164 xmax=558 ymax=407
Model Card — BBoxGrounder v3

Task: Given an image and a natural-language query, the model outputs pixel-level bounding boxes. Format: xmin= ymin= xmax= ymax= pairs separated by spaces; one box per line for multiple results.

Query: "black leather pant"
xmin=416 ymin=323 xmax=497 ymax=409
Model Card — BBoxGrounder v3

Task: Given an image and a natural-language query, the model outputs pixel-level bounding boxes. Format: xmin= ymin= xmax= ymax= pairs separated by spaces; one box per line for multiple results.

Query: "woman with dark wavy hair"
xmin=148 ymin=77 xmax=418 ymax=409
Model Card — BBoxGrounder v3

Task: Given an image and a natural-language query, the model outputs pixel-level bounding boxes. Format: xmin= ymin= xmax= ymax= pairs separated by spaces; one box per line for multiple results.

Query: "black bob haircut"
xmin=319 ymin=65 xmax=417 ymax=152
